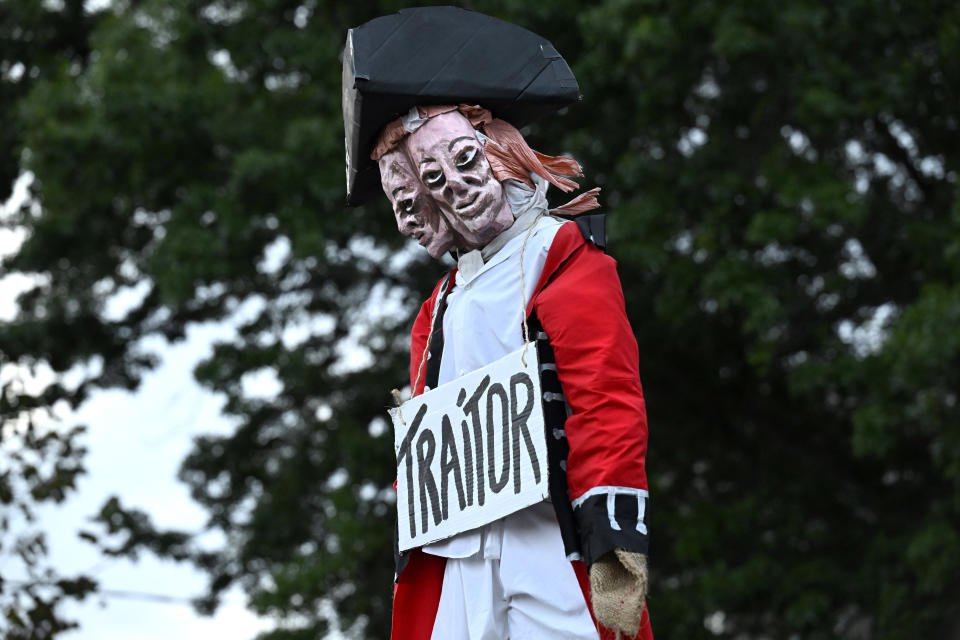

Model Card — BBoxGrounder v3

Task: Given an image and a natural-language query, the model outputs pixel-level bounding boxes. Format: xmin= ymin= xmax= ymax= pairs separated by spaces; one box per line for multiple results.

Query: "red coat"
xmin=393 ymin=221 xmax=653 ymax=640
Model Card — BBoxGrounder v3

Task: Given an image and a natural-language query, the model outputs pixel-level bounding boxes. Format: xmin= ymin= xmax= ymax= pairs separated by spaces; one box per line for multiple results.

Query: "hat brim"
xmin=343 ymin=6 xmax=581 ymax=206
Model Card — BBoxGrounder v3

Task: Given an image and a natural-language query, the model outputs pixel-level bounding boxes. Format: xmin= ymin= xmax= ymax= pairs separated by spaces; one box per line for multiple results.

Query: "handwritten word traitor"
xmin=390 ymin=346 xmax=550 ymax=551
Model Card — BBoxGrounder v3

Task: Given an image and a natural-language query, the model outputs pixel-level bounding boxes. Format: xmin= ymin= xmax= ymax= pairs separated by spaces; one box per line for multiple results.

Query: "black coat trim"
xmin=528 ymin=314 xmax=581 ymax=560
xmin=425 ymin=272 xmax=453 ymax=391
xmin=573 ymin=492 xmax=649 ymax=567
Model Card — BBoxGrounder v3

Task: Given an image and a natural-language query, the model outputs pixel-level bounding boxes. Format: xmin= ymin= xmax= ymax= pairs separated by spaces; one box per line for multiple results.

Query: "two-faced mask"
xmin=402 ymin=111 xmax=514 ymax=250
xmin=378 ymin=147 xmax=456 ymax=259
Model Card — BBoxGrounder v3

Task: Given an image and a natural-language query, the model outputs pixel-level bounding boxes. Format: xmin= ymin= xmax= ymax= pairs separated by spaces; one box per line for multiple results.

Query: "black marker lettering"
xmin=510 ymin=372 xmax=541 ymax=493
xmin=462 ymin=374 xmax=490 ymax=506
xmin=485 ymin=382 xmax=510 ymax=494
xmin=397 ymin=403 xmax=429 ymax=539
xmin=439 ymin=414 xmax=465 ymax=520
xmin=416 ymin=429 xmax=441 ymax=533
xmin=460 ymin=418 xmax=474 ymax=506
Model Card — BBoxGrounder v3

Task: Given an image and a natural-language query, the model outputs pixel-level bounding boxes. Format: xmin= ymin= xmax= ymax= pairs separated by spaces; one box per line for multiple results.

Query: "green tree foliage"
xmin=2 ymin=0 xmax=958 ymax=638
xmin=1 ymin=2 xmax=102 ymax=637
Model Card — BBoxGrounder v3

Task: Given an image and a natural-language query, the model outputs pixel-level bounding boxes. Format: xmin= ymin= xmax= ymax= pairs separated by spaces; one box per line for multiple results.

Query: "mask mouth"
xmin=455 ymin=193 xmax=481 ymax=217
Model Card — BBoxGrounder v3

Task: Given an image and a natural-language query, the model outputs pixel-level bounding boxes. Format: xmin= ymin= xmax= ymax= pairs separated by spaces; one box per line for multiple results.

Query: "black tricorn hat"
xmin=343 ymin=6 xmax=581 ymax=206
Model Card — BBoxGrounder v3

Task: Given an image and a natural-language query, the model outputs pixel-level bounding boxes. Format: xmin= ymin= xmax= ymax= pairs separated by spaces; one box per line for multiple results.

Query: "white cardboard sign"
xmin=390 ymin=345 xmax=549 ymax=552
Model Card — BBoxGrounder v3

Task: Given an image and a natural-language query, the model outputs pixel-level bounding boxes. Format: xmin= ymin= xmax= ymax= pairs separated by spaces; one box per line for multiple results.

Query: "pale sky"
xmin=20 ymin=325 xmax=276 ymax=640
xmin=2 ymin=173 xmax=277 ymax=639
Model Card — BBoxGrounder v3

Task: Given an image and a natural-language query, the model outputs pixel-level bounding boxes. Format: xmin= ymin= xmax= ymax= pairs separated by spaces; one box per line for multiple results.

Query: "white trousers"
xmin=429 ymin=502 xmax=599 ymax=640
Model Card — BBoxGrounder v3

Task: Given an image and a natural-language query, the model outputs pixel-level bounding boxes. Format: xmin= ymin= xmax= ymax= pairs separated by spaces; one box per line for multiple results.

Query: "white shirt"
xmin=423 ymin=213 xmax=564 ymax=559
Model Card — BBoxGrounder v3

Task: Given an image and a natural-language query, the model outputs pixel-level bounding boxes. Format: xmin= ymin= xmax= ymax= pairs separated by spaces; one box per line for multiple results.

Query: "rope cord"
xmin=517 ymin=212 xmax=545 ymax=366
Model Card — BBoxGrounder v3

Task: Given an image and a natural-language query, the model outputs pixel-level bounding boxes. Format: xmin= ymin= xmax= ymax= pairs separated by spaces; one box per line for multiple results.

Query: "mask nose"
xmin=396 ymin=209 xmax=420 ymax=235
xmin=445 ymin=174 xmax=478 ymax=203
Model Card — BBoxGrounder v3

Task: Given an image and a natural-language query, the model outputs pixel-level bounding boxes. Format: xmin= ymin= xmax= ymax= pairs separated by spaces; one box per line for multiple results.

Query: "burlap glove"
xmin=589 ymin=549 xmax=648 ymax=637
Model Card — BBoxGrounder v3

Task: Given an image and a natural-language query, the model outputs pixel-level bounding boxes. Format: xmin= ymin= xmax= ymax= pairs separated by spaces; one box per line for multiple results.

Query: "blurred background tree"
xmin=2 ymin=2 xmax=104 ymax=636
xmin=1 ymin=0 xmax=958 ymax=638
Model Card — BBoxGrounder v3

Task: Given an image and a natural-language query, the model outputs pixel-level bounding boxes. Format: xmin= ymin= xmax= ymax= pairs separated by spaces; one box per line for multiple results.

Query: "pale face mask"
xmin=379 ymin=147 xmax=456 ymax=259
xmin=402 ymin=111 xmax=514 ymax=250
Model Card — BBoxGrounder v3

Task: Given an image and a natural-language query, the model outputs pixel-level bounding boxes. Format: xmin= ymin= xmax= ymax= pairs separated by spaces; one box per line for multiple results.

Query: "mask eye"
xmin=422 ymin=170 xmax=445 ymax=188
xmin=455 ymin=147 xmax=478 ymax=170
xmin=398 ymin=198 xmax=415 ymax=215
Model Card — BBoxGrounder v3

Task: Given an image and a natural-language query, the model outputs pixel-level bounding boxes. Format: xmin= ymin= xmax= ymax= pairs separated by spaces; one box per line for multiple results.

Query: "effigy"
xmin=343 ymin=8 xmax=653 ymax=639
